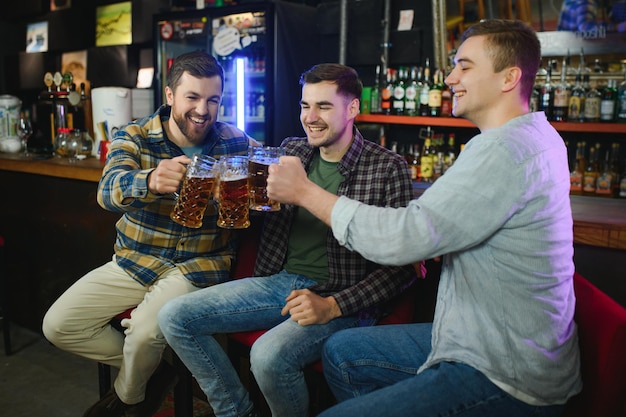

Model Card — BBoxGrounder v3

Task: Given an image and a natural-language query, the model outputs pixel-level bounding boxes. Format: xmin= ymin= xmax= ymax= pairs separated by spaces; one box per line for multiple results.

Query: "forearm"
xmin=297 ymin=181 xmax=338 ymax=227
xmin=267 ymin=155 xmax=339 ymax=225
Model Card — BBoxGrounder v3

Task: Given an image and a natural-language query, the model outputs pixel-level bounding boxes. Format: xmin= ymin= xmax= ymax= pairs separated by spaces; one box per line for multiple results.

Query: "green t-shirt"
xmin=283 ymin=153 xmax=344 ymax=283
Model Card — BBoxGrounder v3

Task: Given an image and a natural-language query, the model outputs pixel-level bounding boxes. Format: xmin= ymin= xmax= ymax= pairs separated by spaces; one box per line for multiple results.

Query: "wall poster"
xmin=26 ymin=21 xmax=48 ymax=53
xmin=95 ymin=1 xmax=132 ymax=47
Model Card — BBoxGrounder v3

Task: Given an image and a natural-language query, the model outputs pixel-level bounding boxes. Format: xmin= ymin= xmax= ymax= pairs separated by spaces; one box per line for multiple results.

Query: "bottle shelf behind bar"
xmin=356 ymin=114 xmax=626 ymax=134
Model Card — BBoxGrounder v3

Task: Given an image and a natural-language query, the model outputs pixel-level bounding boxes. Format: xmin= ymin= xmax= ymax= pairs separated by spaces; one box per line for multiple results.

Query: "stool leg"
xmin=98 ymin=363 xmax=112 ymax=398
xmin=173 ymin=353 xmax=193 ymax=417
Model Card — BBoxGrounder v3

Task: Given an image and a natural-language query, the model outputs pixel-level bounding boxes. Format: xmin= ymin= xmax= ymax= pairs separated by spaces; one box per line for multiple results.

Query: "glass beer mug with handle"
xmin=217 ymin=155 xmax=250 ymax=229
xmin=170 ymin=154 xmax=218 ymax=228
xmin=248 ymin=146 xmax=285 ymax=212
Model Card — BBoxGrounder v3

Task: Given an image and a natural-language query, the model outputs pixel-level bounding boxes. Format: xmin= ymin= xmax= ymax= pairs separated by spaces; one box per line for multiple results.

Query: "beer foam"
xmin=223 ymin=173 xmax=248 ymax=181
xmin=251 ymin=157 xmax=278 ymax=165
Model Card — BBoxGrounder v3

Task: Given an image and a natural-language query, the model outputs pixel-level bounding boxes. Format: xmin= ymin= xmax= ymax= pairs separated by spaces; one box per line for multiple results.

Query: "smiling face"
xmin=299 ymin=81 xmax=359 ymax=160
xmin=444 ymin=35 xmax=505 ymax=127
xmin=165 ymin=71 xmax=222 ymax=147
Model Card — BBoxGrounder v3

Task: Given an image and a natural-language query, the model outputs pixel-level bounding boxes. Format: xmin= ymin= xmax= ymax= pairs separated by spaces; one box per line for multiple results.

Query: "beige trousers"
xmin=42 ymin=257 xmax=198 ymax=404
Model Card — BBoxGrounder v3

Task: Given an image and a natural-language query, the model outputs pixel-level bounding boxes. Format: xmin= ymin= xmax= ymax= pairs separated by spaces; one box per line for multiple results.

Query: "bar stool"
xmin=0 ymin=234 xmax=11 ymax=356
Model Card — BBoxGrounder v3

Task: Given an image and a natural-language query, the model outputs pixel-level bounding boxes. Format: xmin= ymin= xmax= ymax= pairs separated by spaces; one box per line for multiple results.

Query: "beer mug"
xmin=217 ymin=156 xmax=250 ymax=229
xmin=248 ymin=146 xmax=286 ymax=212
xmin=170 ymin=154 xmax=218 ymax=228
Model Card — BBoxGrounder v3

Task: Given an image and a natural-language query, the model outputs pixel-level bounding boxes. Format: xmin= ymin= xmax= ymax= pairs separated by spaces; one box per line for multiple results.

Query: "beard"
xmin=171 ymin=110 xmax=209 ymax=145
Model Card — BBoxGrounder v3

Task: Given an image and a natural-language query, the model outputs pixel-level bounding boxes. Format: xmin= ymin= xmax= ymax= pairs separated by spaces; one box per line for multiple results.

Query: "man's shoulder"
xmin=213 ymin=121 xmax=248 ymax=139
xmin=119 ymin=109 xmax=163 ymax=140
xmin=360 ymin=138 xmax=406 ymax=163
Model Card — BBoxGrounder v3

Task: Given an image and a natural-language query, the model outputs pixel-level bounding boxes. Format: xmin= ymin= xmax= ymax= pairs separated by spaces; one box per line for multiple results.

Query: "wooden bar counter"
xmin=0 ymin=152 xmax=104 ymax=183
xmin=0 ymin=153 xmax=120 ymax=333
xmin=0 ymin=153 xmax=625 ymax=334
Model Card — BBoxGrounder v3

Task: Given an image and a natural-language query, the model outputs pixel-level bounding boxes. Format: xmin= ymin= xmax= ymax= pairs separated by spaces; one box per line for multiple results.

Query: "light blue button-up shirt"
xmin=331 ymin=112 xmax=582 ymax=405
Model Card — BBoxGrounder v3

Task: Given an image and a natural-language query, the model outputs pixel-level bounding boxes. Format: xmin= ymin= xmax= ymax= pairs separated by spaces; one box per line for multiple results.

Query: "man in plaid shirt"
xmin=159 ymin=63 xmax=417 ymax=417
xmin=43 ymin=51 xmax=253 ymax=417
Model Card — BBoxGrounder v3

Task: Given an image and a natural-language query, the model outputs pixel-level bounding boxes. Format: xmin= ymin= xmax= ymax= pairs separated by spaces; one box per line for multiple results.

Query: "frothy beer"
xmin=249 ymin=159 xmax=280 ymax=211
xmin=248 ymin=146 xmax=284 ymax=211
xmin=170 ymin=176 xmax=216 ymax=228
xmin=170 ymin=153 xmax=217 ymax=228
xmin=217 ymin=175 xmax=250 ymax=229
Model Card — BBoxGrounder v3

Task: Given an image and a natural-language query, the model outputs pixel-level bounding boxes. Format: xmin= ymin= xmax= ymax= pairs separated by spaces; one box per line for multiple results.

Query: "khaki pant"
xmin=42 ymin=257 xmax=198 ymax=404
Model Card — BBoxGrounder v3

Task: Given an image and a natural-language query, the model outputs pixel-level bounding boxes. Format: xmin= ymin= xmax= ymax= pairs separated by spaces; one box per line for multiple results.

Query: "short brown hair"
xmin=167 ymin=51 xmax=225 ymax=93
xmin=299 ymin=63 xmax=363 ymax=101
xmin=462 ymin=19 xmax=540 ymax=101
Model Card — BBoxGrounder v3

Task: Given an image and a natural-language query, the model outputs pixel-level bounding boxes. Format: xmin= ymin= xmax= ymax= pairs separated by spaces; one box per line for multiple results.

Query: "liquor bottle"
xmin=404 ymin=66 xmax=418 ymax=116
xmin=569 ymin=141 xmax=585 ymax=195
xmin=428 ymin=69 xmax=443 ymax=117
xmin=617 ymin=71 xmax=626 ymax=123
xmin=577 ymin=48 xmax=591 ymax=76
xmin=380 ymin=68 xmax=393 ymax=115
xmin=370 ymin=65 xmax=381 ymax=114
xmin=583 ymin=77 xmax=601 ymax=122
xmin=600 ymin=79 xmax=617 ymax=122
xmin=620 ymin=158 xmax=626 ymax=198
xmin=529 ymin=85 xmax=539 ymax=113
xmin=420 ymin=127 xmax=435 ymax=182
xmin=432 ymin=134 xmax=445 ymax=181
xmin=411 ymin=146 xmax=421 ymax=182
xmin=443 ymin=133 xmax=456 ymax=173
xmin=538 ymin=63 xmax=554 ymax=120
xmin=565 ymin=49 xmax=577 ymax=78
xmin=405 ymin=144 xmax=419 ymax=181
xmin=610 ymin=142 xmax=622 ymax=197
xmin=419 ymin=59 xmax=431 ymax=116
xmin=552 ymin=57 xmax=570 ymax=122
xmin=568 ymin=73 xmax=585 ymax=122
xmin=595 ymin=149 xmax=613 ymax=197
xmin=392 ymin=67 xmax=406 ymax=115
xmin=440 ymin=80 xmax=452 ymax=117
xmin=379 ymin=125 xmax=386 ymax=148
xmin=582 ymin=143 xmax=599 ymax=195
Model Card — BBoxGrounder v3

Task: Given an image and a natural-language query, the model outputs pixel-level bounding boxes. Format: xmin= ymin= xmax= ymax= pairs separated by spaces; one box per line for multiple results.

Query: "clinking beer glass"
xmin=248 ymin=146 xmax=286 ymax=212
xmin=170 ymin=154 xmax=218 ymax=228
xmin=217 ymin=156 xmax=250 ymax=229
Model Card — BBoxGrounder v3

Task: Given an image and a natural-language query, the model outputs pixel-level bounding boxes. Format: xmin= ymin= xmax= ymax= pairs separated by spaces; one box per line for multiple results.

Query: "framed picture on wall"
xmin=26 ymin=21 xmax=48 ymax=53
xmin=95 ymin=1 xmax=132 ymax=47
xmin=62 ymin=50 xmax=88 ymax=89
xmin=50 ymin=0 xmax=71 ymax=11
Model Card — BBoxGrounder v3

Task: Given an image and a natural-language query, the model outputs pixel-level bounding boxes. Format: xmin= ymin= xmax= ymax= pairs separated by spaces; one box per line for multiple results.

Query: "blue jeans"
xmin=319 ymin=323 xmax=565 ymax=417
xmin=158 ymin=271 xmax=361 ymax=417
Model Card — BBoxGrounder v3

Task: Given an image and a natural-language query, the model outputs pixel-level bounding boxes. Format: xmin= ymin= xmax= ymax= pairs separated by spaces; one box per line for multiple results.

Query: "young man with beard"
xmin=158 ymin=63 xmax=417 ymax=417
xmin=42 ymin=51 xmax=253 ymax=417
xmin=266 ymin=20 xmax=582 ymax=417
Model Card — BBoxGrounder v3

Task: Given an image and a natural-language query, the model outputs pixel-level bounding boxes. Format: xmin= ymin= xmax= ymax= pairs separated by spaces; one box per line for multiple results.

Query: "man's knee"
xmin=41 ymin=305 xmax=67 ymax=347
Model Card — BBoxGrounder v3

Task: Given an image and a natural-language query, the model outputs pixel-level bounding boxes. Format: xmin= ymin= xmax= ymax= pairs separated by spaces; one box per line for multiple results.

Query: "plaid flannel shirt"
xmin=97 ymin=105 xmax=251 ymax=287
xmin=557 ymin=0 xmax=601 ymax=32
xmin=254 ymin=128 xmax=416 ymax=318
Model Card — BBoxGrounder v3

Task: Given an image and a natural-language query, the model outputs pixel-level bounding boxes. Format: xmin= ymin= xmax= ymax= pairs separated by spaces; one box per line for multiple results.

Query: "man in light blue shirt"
xmin=266 ymin=19 xmax=582 ymax=417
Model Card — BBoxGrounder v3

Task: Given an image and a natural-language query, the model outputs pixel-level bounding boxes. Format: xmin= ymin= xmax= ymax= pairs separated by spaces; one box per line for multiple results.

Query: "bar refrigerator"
xmin=153 ymin=1 xmax=319 ymax=145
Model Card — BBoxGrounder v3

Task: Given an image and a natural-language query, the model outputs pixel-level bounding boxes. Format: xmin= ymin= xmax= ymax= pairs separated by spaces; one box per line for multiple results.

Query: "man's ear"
xmin=165 ymin=86 xmax=174 ymax=106
xmin=349 ymin=97 xmax=360 ymax=117
xmin=502 ymin=67 xmax=523 ymax=93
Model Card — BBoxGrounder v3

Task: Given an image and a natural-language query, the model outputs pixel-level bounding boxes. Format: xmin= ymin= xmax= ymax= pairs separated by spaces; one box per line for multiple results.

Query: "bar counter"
xmin=1 ymin=153 xmax=625 ymax=250
xmin=0 ymin=152 xmax=104 ymax=183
